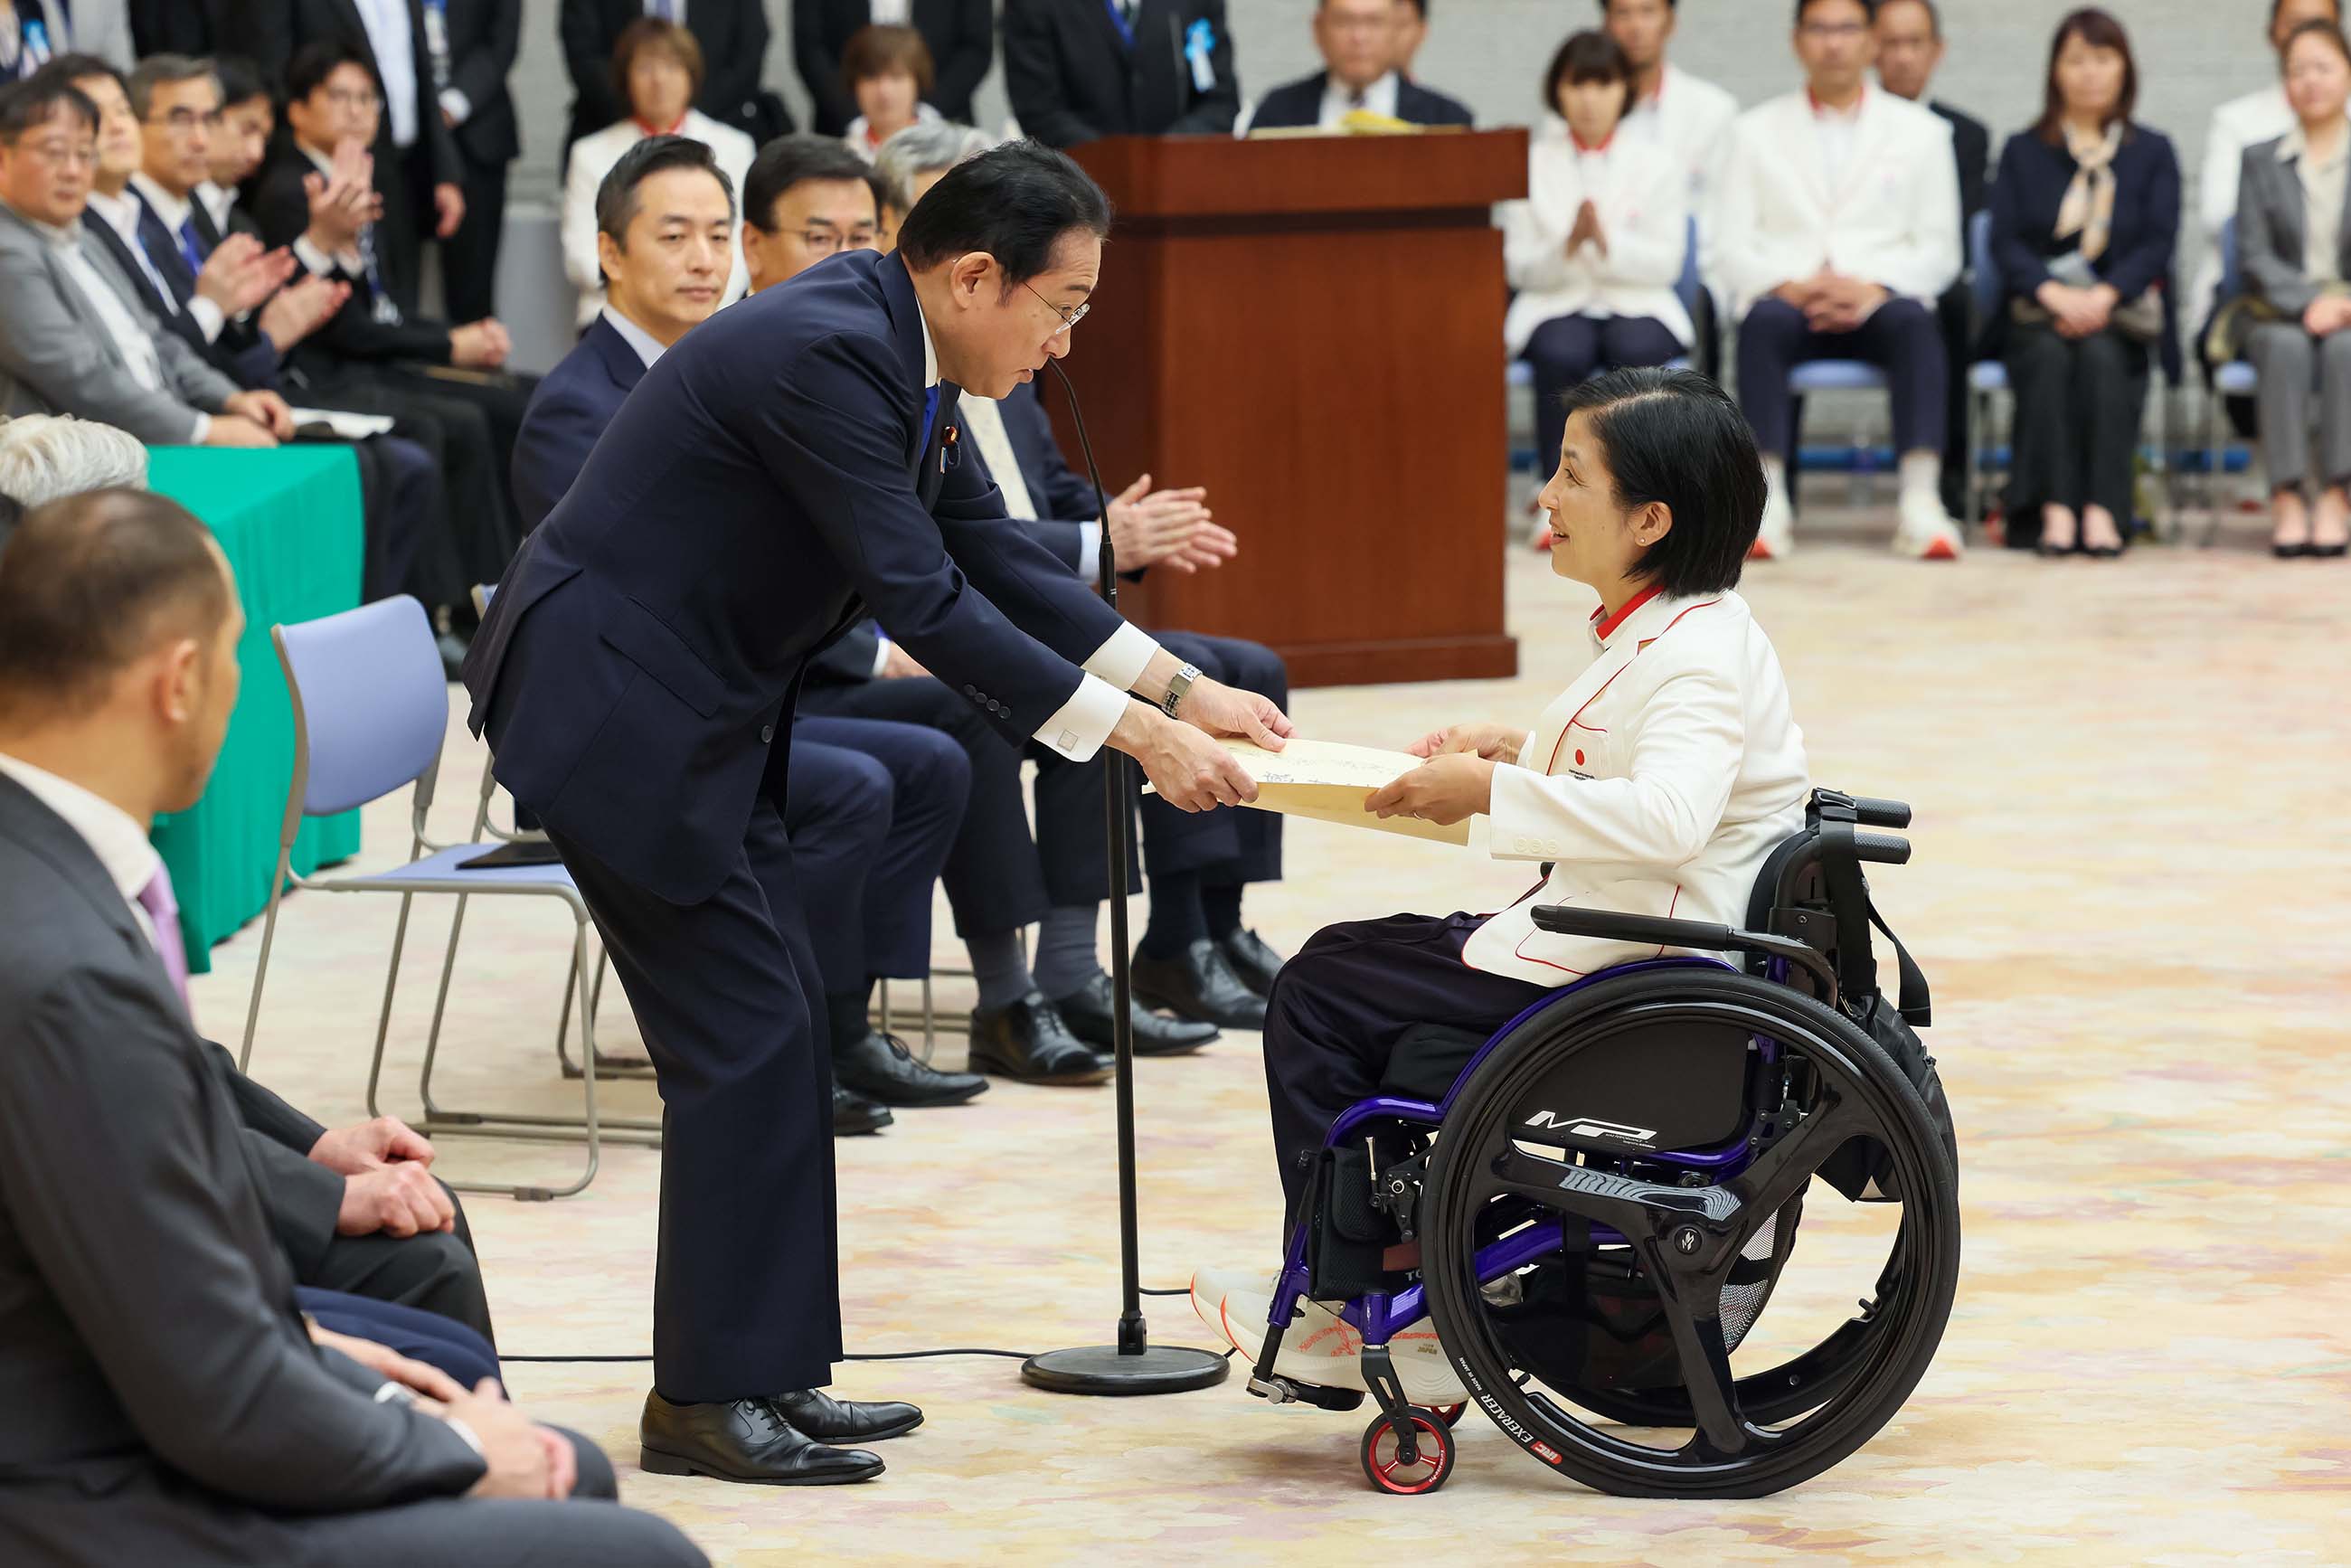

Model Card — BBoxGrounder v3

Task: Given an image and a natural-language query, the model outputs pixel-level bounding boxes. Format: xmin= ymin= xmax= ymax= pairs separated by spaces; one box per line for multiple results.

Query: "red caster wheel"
xmin=1432 ymin=1403 xmax=1467 ymax=1428
xmin=1359 ymin=1407 xmax=1457 ymax=1496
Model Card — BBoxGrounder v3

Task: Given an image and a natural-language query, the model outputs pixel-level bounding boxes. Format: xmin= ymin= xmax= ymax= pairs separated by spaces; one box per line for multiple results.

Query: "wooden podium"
xmin=1054 ymin=131 xmax=1526 ymax=688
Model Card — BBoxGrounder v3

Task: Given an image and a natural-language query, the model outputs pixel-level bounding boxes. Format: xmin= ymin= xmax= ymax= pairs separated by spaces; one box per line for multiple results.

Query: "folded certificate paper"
xmin=1149 ymin=737 xmax=1472 ymax=845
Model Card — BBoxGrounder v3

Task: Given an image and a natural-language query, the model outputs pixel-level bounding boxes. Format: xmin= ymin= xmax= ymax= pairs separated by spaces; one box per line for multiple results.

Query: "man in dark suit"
xmin=1240 ymin=0 xmax=1470 ymax=134
xmin=418 ymin=0 xmax=521 ymax=322
xmin=216 ymin=0 xmax=469 ymax=319
xmin=1876 ymin=0 xmax=1989 ymax=520
xmin=513 ymin=135 xmax=987 ymax=1125
xmin=795 ymin=0 xmax=993 ymax=137
xmin=561 ymin=0 xmax=779 ymax=149
xmin=0 ymin=488 xmax=706 ymax=1568
xmin=1003 ymin=0 xmax=1239 ymax=147
xmin=464 ymin=143 xmax=1286 ymax=1483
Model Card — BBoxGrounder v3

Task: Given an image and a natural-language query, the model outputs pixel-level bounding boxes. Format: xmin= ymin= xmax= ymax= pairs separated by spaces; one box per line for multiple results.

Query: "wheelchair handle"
xmin=1849 ymin=830 xmax=1912 ymax=865
xmin=1849 ymin=797 xmax=1912 ymax=829
xmin=1529 ymin=905 xmax=1840 ymax=1005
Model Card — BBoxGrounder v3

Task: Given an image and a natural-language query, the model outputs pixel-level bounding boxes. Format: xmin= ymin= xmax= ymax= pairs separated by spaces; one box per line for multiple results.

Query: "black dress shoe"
xmin=1131 ymin=940 xmax=1268 ymax=1030
xmin=833 ymin=1083 xmax=892 ymax=1135
xmin=1051 ymin=973 xmax=1219 ymax=1056
xmin=835 ymin=1029 xmax=989 ymax=1107
xmin=639 ymin=1392 xmax=883 ymax=1486
xmin=968 ymin=992 xmax=1111 ymax=1085
xmin=1216 ymin=927 xmax=1286 ymax=997
xmin=771 ymin=1388 xmax=924 ymax=1443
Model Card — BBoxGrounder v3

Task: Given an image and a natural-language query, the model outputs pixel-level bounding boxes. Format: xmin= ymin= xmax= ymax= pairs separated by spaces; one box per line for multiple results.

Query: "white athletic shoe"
xmin=1191 ymin=1267 xmax=1467 ymax=1405
xmin=1751 ymin=488 xmax=1794 ymax=560
xmin=1893 ymin=496 xmax=1964 ymax=561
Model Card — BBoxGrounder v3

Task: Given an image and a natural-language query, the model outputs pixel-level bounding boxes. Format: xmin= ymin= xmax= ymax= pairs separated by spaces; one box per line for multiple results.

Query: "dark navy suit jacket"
xmin=1245 ymin=71 xmax=1473 ymax=132
xmin=79 ymin=203 xmax=281 ymax=392
xmin=462 ymin=250 xmax=1128 ymax=905
xmin=510 ymin=311 xmax=640 ymax=531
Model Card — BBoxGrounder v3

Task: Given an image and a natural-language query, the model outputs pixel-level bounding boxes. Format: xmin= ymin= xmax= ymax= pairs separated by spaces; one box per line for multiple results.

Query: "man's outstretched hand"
xmin=1174 ymin=675 xmax=1292 ymax=753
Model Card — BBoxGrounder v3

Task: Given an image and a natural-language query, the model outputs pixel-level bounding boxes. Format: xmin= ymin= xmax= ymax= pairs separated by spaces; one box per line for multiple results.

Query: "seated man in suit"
xmin=196 ymin=52 xmax=270 ymax=240
xmin=1712 ymin=0 xmax=1962 ymax=561
xmin=1237 ymin=0 xmax=1471 ymax=134
xmin=512 ymin=135 xmax=986 ymax=1126
xmin=0 ymin=487 xmax=705 ymax=1568
xmin=1002 ymin=0 xmax=1240 ymax=148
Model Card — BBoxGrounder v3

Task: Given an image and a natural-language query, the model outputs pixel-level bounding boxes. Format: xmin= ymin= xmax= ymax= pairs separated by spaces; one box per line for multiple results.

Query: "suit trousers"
xmin=1935 ymin=279 xmax=1976 ymax=518
xmin=1520 ymin=314 xmax=1685 ymax=476
xmin=343 ymin=433 xmax=435 ymax=604
xmin=301 ymin=372 xmax=519 ymax=604
xmin=295 ymin=1287 xmax=502 ymax=1389
xmin=1138 ymin=631 xmax=1287 ymax=885
xmin=543 ymin=807 xmax=841 ymax=1402
xmin=2245 ymin=321 xmax=2351 ymax=495
xmin=1262 ymin=913 xmax=1552 ymax=1217
xmin=301 ymin=1199 xmax=496 ymax=1345
xmin=441 ymin=153 xmax=509 ymax=326
xmin=1736 ymin=297 xmax=1949 ymax=464
xmin=792 ymin=716 xmax=970 ymax=983
xmin=2003 ymin=319 xmax=2148 ymax=526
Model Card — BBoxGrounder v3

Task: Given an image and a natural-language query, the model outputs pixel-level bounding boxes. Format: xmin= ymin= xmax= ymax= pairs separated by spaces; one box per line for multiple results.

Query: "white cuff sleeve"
xmin=1081 ymin=619 xmax=1157 ymax=691
xmin=1076 ymin=521 xmax=1102 ymax=584
xmin=439 ymin=88 xmax=472 ymax=126
xmin=292 ymin=235 xmax=339 ymax=278
xmin=439 ymin=1413 xmax=486 ymax=1455
xmin=187 ymin=412 xmax=212 ymax=445
xmin=870 ymin=633 xmax=892 ymax=678
xmin=188 ymin=296 xmax=225 ymax=343
xmin=1032 ymin=673 xmax=1130 ymax=762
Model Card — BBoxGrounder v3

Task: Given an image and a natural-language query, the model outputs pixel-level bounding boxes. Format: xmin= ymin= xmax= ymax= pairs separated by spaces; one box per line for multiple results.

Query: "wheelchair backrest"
xmin=1744 ymin=788 xmax=1928 ymax=1025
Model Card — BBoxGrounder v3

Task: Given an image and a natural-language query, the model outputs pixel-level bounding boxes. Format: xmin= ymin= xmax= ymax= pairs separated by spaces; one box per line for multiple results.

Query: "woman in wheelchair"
xmin=1191 ymin=368 xmax=1959 ymax=1497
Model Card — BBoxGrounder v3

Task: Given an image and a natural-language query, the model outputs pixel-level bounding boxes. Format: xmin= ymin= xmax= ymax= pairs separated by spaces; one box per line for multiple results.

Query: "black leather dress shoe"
xmin=1132 ymin=940 xmax=1268 ymax=1030
xmin=640 ymin=1392 xmax=884 ymax=1485
xmin=771 ymin=1388 xmax=924 ymax=1443
xmin=1051 ymin=973 xmax=1219 ymax=1056
xmin=968 ymin=992 xmax=1111 ymax=1085
xmin=835 ymin=1030 xmax=989 ymax=1107
xmin=1216 ymin=927 xmax=1286 ymax=997
xmin=833 ymin=1083 xmax=892 ymax=1135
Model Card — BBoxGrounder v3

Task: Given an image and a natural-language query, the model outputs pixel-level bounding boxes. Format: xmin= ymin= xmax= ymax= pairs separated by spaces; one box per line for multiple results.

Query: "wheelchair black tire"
xmin=1419 ymin=968 xmax=1960 ymax=1498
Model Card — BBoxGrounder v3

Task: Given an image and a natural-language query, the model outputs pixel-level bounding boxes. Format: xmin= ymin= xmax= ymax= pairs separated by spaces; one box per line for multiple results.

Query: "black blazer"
xmin=1002 ymin=0 xmax=1238 ymax=148
xmin=78 ymin=205 xmax=282 ymax=391
xmin=215 ymin=0 xmax=464 ymax=191
xmin=0 ymin=771 xmax=486 ymax=1527
xmin=1245 ymin=70 xmax=1472 ymax=133
xmin=561 ymin=0 xmax=773 ymax=146
xmin=134 ymin=0 xmax=222 ymax=54
xmin=251 ymin=144 xmax=458 ymax=379
xmin=1929 ymin=99 xmax=1991 ymax=228
xmin=794 ymin=0 xmax=994 ymax=137
xmin=1988 ymin=122 xmax=2182 ymax=377
xmin=511 ymin=309 xmax=642 ymax=530
xmin=440 ymin=0 xmax=524 ymax=168
xmin=462 ymin=249 xmax=1130 ymax=904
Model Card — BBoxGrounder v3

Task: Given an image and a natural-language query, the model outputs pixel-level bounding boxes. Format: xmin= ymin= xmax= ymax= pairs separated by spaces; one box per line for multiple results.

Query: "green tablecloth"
xmin=148 ymin=447 xmax=365 ymax=974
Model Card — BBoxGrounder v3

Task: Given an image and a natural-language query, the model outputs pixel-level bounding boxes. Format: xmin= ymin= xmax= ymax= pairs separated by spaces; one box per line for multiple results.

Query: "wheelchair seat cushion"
xmin=1380 ymin=1022 xmax=1494 ymax=1103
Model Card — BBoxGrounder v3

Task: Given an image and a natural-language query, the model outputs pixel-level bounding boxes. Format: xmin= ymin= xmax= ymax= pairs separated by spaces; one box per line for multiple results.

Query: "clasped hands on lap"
xmin=1773 ymin=269 xmax=1891 ymax=335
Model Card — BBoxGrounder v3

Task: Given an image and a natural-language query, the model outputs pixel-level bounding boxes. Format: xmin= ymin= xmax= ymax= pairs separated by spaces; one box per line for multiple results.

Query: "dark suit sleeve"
xmin=213 ymin=0 xmax=296 ymax=86
xmin=204 ymin=1040 xmax=328 ymax=1152
xmin=1988 ymin=136 xmax=2051 ymax=298
xmin=1003 ymin=0 xmax=1100 ymax=149
xmin=808 ymin=623 xmax=883 ymax=684
xmin=560 ymin=0 xmax=628 ymax=133
xmin=449 ymin=0 xmax=524 ymax=120
xmin=699 ymin=0 xmax=770 ymax=126
xmin=1166 ymin=0 xmax=1239 ymax=135
xmin=933 ymin=0 xmax=996 ymax=122
xmin=196 ymin=1041 xmax=344 ymax=1280
xmin=793 ymin=0 xmax=859 ymax=135
xmin=0 ymin=967 xmax=486 ymax=1510
xmin=2101 ymin=136 xmax=2179 ymax=304
xmin=509 ymin=379 xmax=602 ymax=531
xmin=411 ymin=1 xmax=464 ymax=185
xmin=1956 ymin=116 xmax=1990 ymax=226
xmin=254 ymin=166 xmax=457 ymax=364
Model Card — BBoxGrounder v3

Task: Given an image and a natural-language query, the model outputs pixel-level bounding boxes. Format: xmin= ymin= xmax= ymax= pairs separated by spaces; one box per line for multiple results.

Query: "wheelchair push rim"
xmin=1420 ymin=968 xmax=1960 ymax=1498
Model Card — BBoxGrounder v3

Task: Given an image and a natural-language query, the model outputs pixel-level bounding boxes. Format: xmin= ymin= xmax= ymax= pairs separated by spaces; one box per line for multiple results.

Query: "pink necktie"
xmin=136 ymin=861 xmax=191 ymax=1014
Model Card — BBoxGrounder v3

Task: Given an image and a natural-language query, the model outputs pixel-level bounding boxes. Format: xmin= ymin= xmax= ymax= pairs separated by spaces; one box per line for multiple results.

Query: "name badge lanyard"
xmin=420 ymin=0 xmax=453 ymax=92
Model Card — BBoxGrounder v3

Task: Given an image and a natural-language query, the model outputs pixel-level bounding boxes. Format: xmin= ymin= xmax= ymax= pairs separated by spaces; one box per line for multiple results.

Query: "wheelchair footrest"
xmin=1247 ymin=1374 xmax=1364 ymax=1412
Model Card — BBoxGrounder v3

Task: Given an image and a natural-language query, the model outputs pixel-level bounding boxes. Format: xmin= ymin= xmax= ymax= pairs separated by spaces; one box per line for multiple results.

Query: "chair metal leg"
xmin=417 ymin=890 xmax=471 ymax=1104
xmin=237 ymin=844 xmax=296 ymax=1072
xmin=920 ymin=975 xmax=936 ymax=1064
xmin=2203 ymin=391 xmax=2224 ymax=548
xmin=554 ymin=948 xmax=643 ymax=1078
xmin=877 ymin=978 xmax=892 ymax=1036
xmin=364 ymin=889 xmax=419 ymax=1119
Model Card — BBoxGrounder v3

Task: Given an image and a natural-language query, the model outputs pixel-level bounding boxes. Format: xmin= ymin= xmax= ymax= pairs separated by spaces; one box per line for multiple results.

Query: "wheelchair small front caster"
xmin=1359 ymin=1407 xmax=1456 ymax=1496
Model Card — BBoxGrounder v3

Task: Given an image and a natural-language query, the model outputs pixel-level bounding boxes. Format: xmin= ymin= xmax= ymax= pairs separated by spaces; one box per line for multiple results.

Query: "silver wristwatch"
xmin=1160 ymin=662 xmax=1203 ymax=719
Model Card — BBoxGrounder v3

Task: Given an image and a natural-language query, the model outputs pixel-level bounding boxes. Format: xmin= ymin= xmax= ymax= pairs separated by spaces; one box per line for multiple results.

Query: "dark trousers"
xmin=295 ymin=1286 xmax=502 ymax=1389
xmin=1263 ymin=913 xmax=1552 ymax=1215
xmin=543 ymin=807 xmax=839 ymax=1401
xmin=796 ymin=675 xmax=1048 ymax=939
xmin=792 ymin=715 xmax=970 ymax=983
xmin=1736 ymin=296 xmax=1949 ymax=461
xmin=1935 ymin=279 xmax=1976 ymax=517
xmin=440 ymin=154 xmax=508 ymax=325
xmin=1139 ymin=631 xmax=1287 ymax=885
xmin=301 ymin=1200 xmax=496 ymax=1345
xmin=1521 ymin=313 xmax=1685 ymax=474
xmin=342 ymin=432 xmax=433 ymax=603
xmin=2003 ymin=319 xmax=2148 ymax=527
xmin=383 ymin=364 xmax=534 ymax=553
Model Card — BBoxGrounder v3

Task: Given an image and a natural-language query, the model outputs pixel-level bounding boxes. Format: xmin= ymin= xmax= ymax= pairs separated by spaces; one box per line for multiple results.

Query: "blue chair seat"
xmin=2214 ymin=362 xmax=2258 ymax=396
xmin=329 ymin=842 xmax=581 ymax=893
xmin=1506 ymin=360 xmax=1534 ymax=389
xmin=1968 ymin=362 xmax=2008 ymax=393
xmin=1789 ymin=359 xmax=1888 ymax=393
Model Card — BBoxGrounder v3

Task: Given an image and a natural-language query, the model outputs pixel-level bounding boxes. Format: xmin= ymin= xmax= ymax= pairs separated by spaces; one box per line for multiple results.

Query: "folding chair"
xmin=2205 ymin=217 xmax=2262 ymax=547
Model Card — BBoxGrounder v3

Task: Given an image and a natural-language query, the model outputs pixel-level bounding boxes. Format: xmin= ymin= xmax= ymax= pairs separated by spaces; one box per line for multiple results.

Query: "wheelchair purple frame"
xmin=1266 ymin=956 xmax=1775 ymax=1348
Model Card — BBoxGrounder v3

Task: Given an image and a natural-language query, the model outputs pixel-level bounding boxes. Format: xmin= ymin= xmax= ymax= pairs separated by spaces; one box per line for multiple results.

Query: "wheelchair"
xmin=1245 ymin=789 xmax=1960 ymax=1498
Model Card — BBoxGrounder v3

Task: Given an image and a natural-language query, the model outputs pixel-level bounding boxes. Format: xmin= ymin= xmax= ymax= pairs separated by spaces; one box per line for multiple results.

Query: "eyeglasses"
xmin=323 ymin=88 xmax=382 ymax=112
xmin=1799 ymin=21 xmax=1868 ymax=40
xmin=148 ymin=108 xmax=226 ymax=134
xmin=1023 ymin=280 xmax=1090 ymax=335
xmin=795 ymin=227 xmax=877 ymax=255
xmin=19 ymin=139 xmax=96 ymax=168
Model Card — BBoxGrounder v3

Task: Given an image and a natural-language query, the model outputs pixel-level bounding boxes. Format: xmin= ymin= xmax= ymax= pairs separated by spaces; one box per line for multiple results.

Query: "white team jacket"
xmin=1502 ymin=118 xmax=1695 ymax=357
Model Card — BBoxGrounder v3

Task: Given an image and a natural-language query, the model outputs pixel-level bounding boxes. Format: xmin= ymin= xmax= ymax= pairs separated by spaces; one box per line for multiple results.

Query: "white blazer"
xmin=561 ymin=110 xmax=758 ymax=328
xmin=2193 ymin=84 xmax=2296 ymax=334
xmin=1462 ymin=589 xmax=1810 ymax=988
xmin=1710 ymin=88 xmax=1960 ymax=321
xmin=1616 ymin=63 xmax=1740 ymax=211
xmin=1502 ymin=118 xmax=1693 ymax=356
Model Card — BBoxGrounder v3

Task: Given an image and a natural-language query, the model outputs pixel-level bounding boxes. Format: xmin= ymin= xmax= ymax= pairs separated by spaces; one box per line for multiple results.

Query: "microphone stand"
xmin=1020 ymin=360 xmax=1230 ymax=1397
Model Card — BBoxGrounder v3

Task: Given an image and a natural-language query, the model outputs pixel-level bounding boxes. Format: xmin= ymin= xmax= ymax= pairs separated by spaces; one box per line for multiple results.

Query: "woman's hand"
xmin=1406 ymin=722 xmax=1522 ymax=765
xmin=1365 ymin=754 xmax=1495 ymax=827
xmin=2305 ymin=296 xmax=2351 ymax=336
xmin=1567 ymin=198 xmax=1607 ymax=257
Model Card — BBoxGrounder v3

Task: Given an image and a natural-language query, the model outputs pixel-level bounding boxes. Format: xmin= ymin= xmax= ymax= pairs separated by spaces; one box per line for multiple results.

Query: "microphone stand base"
xmin=1020 ymin=1344 xmax=1232 ymax=1396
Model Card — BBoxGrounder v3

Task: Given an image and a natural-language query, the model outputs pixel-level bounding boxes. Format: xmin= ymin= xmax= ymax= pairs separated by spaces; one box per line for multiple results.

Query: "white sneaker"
xmin=1893 ymin=496 xmax=1964 ymax=561
xmin=1191 ymin=1267 xmax=1467 ymax=1404
xmin=1751 ymin=488 xmax=1794 ymax=560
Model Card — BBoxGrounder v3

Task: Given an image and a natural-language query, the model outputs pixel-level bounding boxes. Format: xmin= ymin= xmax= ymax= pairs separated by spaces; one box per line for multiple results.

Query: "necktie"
xmin=649 ymin=0 xmax=675 ymax=19
xmin=136 ymin=862 xmax=191 ymax=1015
xmin=175 ymin=216 xmax=204 ymax=279
xmin=919 ymin=385 xmax=940 ymax=459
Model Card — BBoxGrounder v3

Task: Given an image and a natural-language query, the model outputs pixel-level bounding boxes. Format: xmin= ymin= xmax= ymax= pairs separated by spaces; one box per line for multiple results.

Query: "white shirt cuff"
xmin=188 ymin=296 xmax=225 ymax=343
xmin=1081 ymin=619 xmax=1157 ymax=692
xmin=439 ymin=1413 xmax=486 ymax=1455
xmin=187 ymin=412 xmax=212 ymax=444
xmin=870 ymin=633 xmax=891 ymax=679
xmin=1032 ymin=673 xmax=1129 ymax=762
xmin=439 ymin=88 xmax=472 ymax=126
xmin=292 ymin=235 xmax=339 ymax=278
xmin=1077 ymin=521 xmax=1101 ymax=584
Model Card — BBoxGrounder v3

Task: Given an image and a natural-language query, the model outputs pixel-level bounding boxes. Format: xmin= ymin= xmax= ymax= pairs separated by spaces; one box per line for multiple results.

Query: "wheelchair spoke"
xmin=1477 ymin=1147 xmax=1728 ymax=1240
xmin=1730 ymin=1086 xmax=1875 ymax=1221
xmin=1638 ymin=1246 xmax=1780 ymax=1460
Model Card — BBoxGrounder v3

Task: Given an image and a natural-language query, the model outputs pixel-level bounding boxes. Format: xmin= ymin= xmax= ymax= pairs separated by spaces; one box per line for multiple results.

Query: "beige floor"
xmin=201 ymin=509 xmax=2351 ymax=1565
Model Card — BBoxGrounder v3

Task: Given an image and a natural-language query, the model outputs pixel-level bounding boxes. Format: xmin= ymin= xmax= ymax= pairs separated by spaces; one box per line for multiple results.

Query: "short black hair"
xmin=127 ymin=53 xmax=219 ymax=118
xmin=896 ymin=139 xmax=1111 ymax=289
xmin=0 ymin=489 xmax=230 ymax=721
xmin=1543 ymin=30 xmax=1631 ymax=116
xmin=1556 ymin=367 xmax=1762 ymax=596
xmin=0 ymin=73 xmax=98 ymax=142
xmin=285 ymin=38 xmax=380 ymax=108
xmin=741 ymin=133 xmax=876 ymax=233
xmin=43 ymin=52 xmax=127 ymax=96
xmin=1795 ymin=0 xmax=1877 ymax=23
xmin=594 ymin=134 xmax=734 ymax=288
xmin=212 ymin=53 xmax=269 ymax=109
xmin=2276 ymin=0 xmax=2344 ymax=26
xmin=1877 ymin=0 xmax=1940 ymax=32
xmin=1596 ymin=0 xmax=1678 ymax=11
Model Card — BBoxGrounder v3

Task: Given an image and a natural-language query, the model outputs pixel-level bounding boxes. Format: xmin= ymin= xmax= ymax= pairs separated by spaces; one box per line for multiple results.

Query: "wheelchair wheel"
xmin=1360 ymin=1408 xmax=1457 ymax=1496
xmin=1431 ymin=1403 xmax=1467 ymax=1428
xmin=1419 ymin=968 xmax=1959 ymax=1498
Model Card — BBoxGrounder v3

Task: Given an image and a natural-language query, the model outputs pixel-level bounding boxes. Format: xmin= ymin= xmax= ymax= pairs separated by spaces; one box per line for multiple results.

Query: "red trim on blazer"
xmin=1591 ymin=583 xmax=1665 ymax=641
xmin=1540 ymin=596 xmax=1721 ymax=775
xmin=1509 ymin=884 xmax=1684 ymax=975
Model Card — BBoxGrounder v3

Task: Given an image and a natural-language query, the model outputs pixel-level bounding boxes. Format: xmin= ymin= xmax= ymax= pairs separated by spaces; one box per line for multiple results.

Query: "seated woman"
xmin=2240 ymin=17 xmax=2351 ymax=557
xmin=561 ymin=17 xmax=757 ymax=329
xmin=1503 ymin=31 xmax=1692 ymax=533
xmin=1989 ymin=7 xmax=2179 ymax=558
xmin=841 ymin=24 xmax=943 ymax=164
xmin=1194 ymin=367 xmax=1809 ymax=1393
